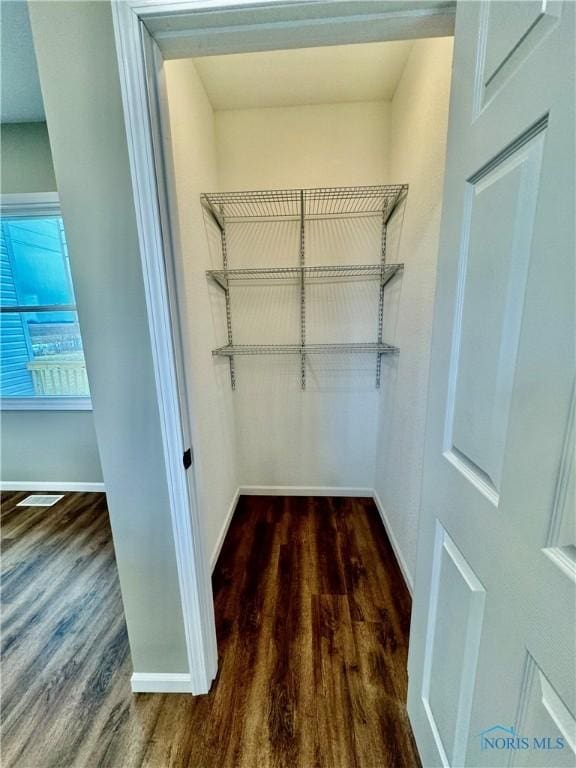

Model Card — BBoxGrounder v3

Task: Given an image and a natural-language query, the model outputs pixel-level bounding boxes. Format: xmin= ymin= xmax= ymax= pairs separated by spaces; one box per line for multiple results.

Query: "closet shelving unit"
xmin=202 ymin=184 xmax=408 ymax=390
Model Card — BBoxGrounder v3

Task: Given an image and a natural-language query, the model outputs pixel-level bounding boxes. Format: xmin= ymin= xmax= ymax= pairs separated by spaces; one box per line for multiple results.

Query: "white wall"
xmin=375 ymin=37 xmax=454 ymax=588
xmin=216 ymin=101 xmax=389 ymax=490
xmin=164 ymin=59 xmax=239 ymax=566
xmin=0 ymin=122 xmax=103 ymax=486
xmin=217 ymin=101 xmax=388 ymax=189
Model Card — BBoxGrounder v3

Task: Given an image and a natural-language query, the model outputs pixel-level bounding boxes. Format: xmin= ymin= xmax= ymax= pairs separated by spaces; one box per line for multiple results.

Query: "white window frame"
xmin=0 ymin=192 xmax=92 ymax=411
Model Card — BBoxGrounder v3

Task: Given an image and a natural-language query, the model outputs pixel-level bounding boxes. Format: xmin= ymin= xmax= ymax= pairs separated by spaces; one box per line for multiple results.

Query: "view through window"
xmin=0 ymin=214 xmax=90 ymax=401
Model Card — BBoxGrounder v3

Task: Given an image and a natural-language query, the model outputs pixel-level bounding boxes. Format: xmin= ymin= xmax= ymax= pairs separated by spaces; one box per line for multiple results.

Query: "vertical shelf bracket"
xmin=220 ymin=206 xmax=236 ymax=390
xmin=376 ymin=186 xmax=404 ymax=387
xmin=376 ymin=209 xmax=388 ymax=388
xmin=299 ymin=189 xmax=306 ymax=390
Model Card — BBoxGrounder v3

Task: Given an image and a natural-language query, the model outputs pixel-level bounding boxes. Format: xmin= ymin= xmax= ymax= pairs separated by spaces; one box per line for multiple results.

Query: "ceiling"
xmin=1 ymin=0 xmax=45 ymax=123
xmin=193 ymin=41 xmax=414 ymax=111
xmin=0 ymin=8 xmax=413 ymax=123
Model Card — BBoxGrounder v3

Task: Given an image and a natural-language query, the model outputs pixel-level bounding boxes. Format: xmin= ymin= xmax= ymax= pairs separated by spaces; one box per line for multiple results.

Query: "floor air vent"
xmin=16 ymin=494 xmax=64 ymax=507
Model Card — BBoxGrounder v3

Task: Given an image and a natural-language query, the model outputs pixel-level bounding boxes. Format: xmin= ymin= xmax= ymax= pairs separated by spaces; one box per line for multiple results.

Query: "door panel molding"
xmin=443 ymin=120 xmax=547 ymax=505
xmin=510 ymin=651 xmax=576 ymax=767
xmin=475 ymin=1 xmax=562 ymax=115
xmin=422 ymin=522 xmax=486 ymax=767
xmin=543 ymin=383 xmax=576 ymax=583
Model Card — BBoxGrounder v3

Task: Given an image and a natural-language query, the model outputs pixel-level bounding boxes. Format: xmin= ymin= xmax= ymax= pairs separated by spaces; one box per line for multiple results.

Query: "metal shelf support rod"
xmin=300 ymin=189 xmax=306 ymax=390
xmin=376 ymin=208 xmax=388 ymax=388
xmin=220 ymin=206 xmax=236 ymax=390
xmin=376 ymin=186 xmax=406 ymax=386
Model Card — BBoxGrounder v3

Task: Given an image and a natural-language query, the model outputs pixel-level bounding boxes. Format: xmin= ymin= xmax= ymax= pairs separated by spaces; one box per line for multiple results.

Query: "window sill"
xmin=0 ymin=397 xmax=93 ymax=411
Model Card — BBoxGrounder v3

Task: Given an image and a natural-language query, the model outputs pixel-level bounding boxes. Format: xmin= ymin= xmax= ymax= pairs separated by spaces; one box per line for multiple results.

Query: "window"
xmin=0 ymin=194 xmax=91 ymax=410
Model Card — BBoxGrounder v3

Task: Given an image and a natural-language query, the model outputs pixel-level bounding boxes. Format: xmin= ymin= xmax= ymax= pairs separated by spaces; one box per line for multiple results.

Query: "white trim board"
xmin=131 ymin=672 xmax=192 ymax=694
xmin=210 ymin=489 xmax=240 ymax=572
xmin=372 ymin=491 xmax=414 ymax=595
xmin=239 ymin=485 xmax=374 ymax=497
xmin=0 ymin=192 xmax=60 ymax=217
xmin=1 ymin=397 xmax=93 ymax=411
xmin=0 ymin=481 xmax=105 ymax=493
xmin=112 ymin=3 xmax=218 ymax=696
xmin=137 ymin=1 xmax=456 ymax=60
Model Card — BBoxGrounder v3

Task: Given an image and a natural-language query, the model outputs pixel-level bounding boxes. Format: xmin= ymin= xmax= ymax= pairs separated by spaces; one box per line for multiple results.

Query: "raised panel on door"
xmin=543 ymin=386 xmax=576 ymax=582
xmin=445 ymin=123 xmax=546 ymax=506
xmin=467 ymin=652 xmax=576 ymax=767
xmin=422 ymin=522 xmax=486 ymax=767
xmin=479 ymin=1 xmax=562 ymax=107
xmin=507 ymin=653 xmax=576 ymax=767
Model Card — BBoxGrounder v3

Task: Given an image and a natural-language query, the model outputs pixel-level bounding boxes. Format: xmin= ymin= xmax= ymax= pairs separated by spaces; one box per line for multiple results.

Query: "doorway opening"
xmin=151 ymin=34 xmax=454 ymax=759
xmin=160 ymin=37 xmax=453 ymax=590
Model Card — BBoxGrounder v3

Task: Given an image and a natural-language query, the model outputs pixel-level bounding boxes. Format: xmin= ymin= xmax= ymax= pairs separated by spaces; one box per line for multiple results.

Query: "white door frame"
xmin=111 ymin=0 xmax=456 ymax=696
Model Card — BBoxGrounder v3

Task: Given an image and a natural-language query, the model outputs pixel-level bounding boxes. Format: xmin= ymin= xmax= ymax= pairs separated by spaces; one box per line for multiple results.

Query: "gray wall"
xmin=1 ymin=410 xmax=102 ymax=483
xmin=28 ymin=0 xmax=189 ymax=673
xmin=0 ymin=121 xmax=103 ymax=484
xmin=1 ymin=122 xmax=56 ymax=192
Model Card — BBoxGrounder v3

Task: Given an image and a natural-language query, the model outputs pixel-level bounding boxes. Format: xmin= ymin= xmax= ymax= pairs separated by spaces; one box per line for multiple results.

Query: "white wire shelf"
xmin=201 ymin=184 xmax=408 ymax=223
xmin=212 ymin=342 xmax=399 ymax=357
xmin=202 ymin=183 xmax=408 ymax=388
xmin=206 ymin=263 xmax=403 ymax=290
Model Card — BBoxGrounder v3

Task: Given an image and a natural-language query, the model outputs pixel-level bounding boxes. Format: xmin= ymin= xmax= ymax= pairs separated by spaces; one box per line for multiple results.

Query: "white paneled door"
xmin=408 ymin=2 xmax=575 ymax=767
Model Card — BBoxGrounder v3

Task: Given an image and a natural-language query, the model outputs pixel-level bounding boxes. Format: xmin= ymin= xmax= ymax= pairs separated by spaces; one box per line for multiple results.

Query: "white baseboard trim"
xmin=131 ymin=672 xmax=192 ymax=693
xmin=0 ymin=481 xmax=105 ymax=493
xmin=372 ymin=491 xmax=414 ymax=595
xmin=238 ymin=485 xmax=373 ymax=498
xmin=210 ymin=488 xmax=240 ymax=572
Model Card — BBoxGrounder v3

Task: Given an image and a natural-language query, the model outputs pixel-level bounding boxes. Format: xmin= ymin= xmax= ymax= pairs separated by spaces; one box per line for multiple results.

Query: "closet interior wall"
xmin=375 ymin=38 xmax=454 ymax=585
xmin=165 ymin=60 xmax=238 ymax=567
xmin=164 ymin=38 xmax=454 ymax=584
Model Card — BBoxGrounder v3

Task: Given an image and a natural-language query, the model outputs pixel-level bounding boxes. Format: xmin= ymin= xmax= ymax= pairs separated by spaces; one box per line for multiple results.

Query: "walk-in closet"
xmin=162 ymin=38 xmax=454 ymax=583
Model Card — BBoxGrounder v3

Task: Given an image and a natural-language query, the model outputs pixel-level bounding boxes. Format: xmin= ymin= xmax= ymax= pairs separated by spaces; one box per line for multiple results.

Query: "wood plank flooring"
xmin=1 ymin=491 xmax=421 ymax=768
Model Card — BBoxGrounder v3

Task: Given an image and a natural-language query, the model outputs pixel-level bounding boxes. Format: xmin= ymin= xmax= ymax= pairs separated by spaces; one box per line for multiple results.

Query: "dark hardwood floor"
xmin=1 ymin=491 xmax=420 ymax=768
